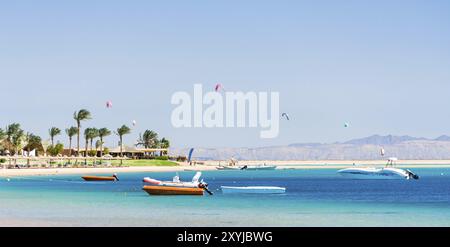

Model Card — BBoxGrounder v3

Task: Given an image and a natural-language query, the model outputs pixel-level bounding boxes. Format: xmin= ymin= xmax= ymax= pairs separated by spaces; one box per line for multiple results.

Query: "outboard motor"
xmin=241 ymin=165 xmax=248 ymax=170
xmin=199 ymin=182 xmax=213 ymax=195
xmin=406 ymin=170 xmax=419 ymax=180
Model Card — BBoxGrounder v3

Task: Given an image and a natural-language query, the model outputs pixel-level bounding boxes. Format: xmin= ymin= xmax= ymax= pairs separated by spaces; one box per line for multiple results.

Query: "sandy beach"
xmin=2 ymin=160 xmax=450 ymax=177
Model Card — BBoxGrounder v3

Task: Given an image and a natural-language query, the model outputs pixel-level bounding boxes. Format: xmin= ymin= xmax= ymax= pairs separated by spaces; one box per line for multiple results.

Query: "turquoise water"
xmin=1 ymin=168 xmax=450 ymax=226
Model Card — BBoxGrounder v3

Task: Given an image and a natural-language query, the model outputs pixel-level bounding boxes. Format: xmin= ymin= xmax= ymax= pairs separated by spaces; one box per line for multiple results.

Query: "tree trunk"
xmin=27 ymin=147 xmax=30 ymax=167
xmin=68 ymin=138 xmax=72 ymax=164
xmin=99 ymin=137 xmax=103 ymax=165
xmin=76 ymin=124 xmax=80 ymax=155
xmin=120 ymin=136 xmax=123 ymax=166
xmin=69 ymin=138 xmax=72 ymax=156
xmin=85 ymin=139 xmax=88 ymax=165
xmin=99 ymin=137 xmax=103 ymax=158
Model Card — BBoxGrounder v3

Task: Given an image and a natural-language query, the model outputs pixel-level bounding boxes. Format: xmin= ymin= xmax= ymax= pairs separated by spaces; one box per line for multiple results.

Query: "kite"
xmin=282 ymin=113 xmax=290 ymax=120
xmin=215 ymin=83 xmax=224 ymax=92
xmin=187 ymin=148 xmax=194 ymax=163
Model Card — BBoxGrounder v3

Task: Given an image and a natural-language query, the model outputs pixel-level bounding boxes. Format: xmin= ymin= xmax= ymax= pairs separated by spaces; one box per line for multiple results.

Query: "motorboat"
xmin=221 ymin=186 xmax=286 ymax=194
xmin=217 ymin=166 xmax=242 ymax=171
xmin=337 ymin=158 xmax=419 ymax=180
xmin=142 ymin=172 xmax=213 ymax=196
xmin=217 ymin=164 xmax=277 ymax=171
xmin=82 ymin=173 xmax=119 ymax=181
xmin=143 ymin=186 xmax=205 ymax=196
xmin=241 ymin=165 xmax=277 ymax=171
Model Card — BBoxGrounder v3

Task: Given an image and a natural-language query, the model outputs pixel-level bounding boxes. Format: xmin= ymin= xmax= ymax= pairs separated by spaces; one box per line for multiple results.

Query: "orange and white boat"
xmin=142 ymin=172 xmax=212 ymax=196
xmin=143 ymin=185 xmax=205 ymax=196
xmin=82 ymin=173 xmax=119 ymax=181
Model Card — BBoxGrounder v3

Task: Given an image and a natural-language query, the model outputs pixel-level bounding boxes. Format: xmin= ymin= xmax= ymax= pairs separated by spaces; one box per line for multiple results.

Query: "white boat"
xmin=217 ymin=165 xmax=277 ymax=171
xmin=217 ymin=166 xmax=242 ymax=171
xmin=221 ymin=186 xmax=286 ymax=194
xmin=143 ymin=172 xmax=213 ymax=195
xmin=337 ymin=158 xmax=419 ymax=180
xmin=241 ymin=165 xmax=277 ymax=171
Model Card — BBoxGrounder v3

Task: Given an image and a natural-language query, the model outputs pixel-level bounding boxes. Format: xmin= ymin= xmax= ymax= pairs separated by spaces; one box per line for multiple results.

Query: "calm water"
xmin=1 ymin=168 xmax=450 ymax=226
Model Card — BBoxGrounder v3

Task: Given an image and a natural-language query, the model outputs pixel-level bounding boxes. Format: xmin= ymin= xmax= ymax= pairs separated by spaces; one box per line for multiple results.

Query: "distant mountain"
xmin=170 ymin=135 xmax=450 ymax=161
xmin=435 ymin=135 xmax=450 ymax=141
xmin=343 ymin=135 xmax=427 ymax=145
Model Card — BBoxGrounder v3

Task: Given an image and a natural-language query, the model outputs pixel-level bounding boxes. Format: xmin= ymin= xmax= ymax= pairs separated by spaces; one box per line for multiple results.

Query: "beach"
xmin=2 ymin=160 xmax=450 ymax=177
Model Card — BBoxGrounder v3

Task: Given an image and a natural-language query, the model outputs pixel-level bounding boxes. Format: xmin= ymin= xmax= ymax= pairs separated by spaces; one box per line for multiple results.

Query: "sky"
xmin=1 ymin=0 xmax=450 ymax=148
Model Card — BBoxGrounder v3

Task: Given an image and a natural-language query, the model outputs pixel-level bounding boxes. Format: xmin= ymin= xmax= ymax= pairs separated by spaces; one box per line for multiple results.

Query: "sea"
xmin=1 ymin=168 xmax=449 ymax=226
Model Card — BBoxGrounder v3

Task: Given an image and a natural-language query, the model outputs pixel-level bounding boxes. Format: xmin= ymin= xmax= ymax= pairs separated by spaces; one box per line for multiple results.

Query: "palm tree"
xmin=0 ymin=128 xmax=5 ymax=141
xmin=89 ymin=128 xmax=99 ymax=154
xmin=23 ymin=133 xmax=42 ymax=166
xmin=95 ymin=140 xmax=102 ymax=153
xmin=84 ymin=128 xmax=97 ymax=157
xmin=6 ymin=123 xmax=24 ymax=155
xmin=73 ymin=109 xmax=91 ymax=156
xmin=26 ymin=134 xmax=42 ymax=154
xmin=159 ymin=138 xmax=170 ymax=156
xmin=49 ymin=127 xmax=61 ymax=146
xmin=136 ymin=130 xmax=159 ymax=148
xmin=65 ymin=127 xmax=78 ymax=156
xmin=11 ymin=130 xmax=24 ymax=157
xmin=98 ymin=128 xmax=111 ymax=157
xmin=0 ymin=128 xmax=5 ymax=151
xmin=115 ymin=125 xmax=131 ymax=165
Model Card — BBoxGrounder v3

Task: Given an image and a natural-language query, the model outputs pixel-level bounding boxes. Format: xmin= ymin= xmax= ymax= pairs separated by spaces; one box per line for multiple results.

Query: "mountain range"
xmin=170 ymin=135 xmax=450 ymax=160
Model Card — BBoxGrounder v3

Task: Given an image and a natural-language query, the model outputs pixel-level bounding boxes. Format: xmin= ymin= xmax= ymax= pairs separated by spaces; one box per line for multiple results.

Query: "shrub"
xmin=47 ymin=143 xmax=64 ymax=156
xmin=155 ymin=156 xmax=169 ymax=160
xmin=0 ymin=158 xmax=6 ymax=163
xmin=176 ymin=156 xmax=187 ymax=162
xmin=103 ymin=147 xmax=110 ymax=155
xmin=88 ymin=150 xmax=97 ymax=157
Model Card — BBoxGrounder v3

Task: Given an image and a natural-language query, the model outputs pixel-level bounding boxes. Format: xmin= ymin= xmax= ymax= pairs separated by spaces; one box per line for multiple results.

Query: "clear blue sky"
xmin=1 ymin=0 xmax=450 ymax=148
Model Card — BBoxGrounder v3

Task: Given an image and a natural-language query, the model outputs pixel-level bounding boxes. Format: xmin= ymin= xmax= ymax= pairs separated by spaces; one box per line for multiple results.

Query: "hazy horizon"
xmin=1 ymin=1 xmax=450 ymax=148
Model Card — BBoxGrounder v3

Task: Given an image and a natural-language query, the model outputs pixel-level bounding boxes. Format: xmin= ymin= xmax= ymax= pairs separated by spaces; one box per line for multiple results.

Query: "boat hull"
xmin=82 ymin=176 xmax=116 ymax=181
xmin=143 ymin=185 xmax=204 ymax=196
xmin=244 ymin=166 xmax=277 ymax=171
xmin=337 ymin=167 xmax=411 ymax=180
xmin=221 ymin=186 xmax=286 ymax=194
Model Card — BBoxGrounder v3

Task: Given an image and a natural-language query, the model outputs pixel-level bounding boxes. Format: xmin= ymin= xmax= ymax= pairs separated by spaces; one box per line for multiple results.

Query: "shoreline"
xmin=2 ymin=159 xmax=450 ymax=177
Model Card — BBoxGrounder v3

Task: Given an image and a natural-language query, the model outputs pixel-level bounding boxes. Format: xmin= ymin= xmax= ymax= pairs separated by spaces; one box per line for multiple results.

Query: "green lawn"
xmin=111 ymin=159 xmax=179 ymax=167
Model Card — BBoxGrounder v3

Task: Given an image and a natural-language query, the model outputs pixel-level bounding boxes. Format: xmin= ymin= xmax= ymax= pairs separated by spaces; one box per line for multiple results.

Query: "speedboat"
xmin=241 ymin=165 xmax=277 ymax=171
xmin=82 ymin=173 xmax=119 ymax=181
xmin=217 ymin=165 xmax=277 ymax=171
xmin=143 ymin=172 xmax=213 ymax=196
xmin=337 ymin=158 xmax=419 ymax=180
xmin=221 ymin=186 xmax=286 ymax=194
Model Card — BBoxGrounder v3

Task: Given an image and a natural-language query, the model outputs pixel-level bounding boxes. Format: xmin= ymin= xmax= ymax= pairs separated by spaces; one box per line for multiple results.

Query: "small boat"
xmin=217 ymin=166 xmax=242 ymax=171
xmin=143 ymin=172 xmax=213 ymax=196
xmin=241 ymin=165 xmax=277 ymax=171
xmin=143 ymin=186 xmax=204 ymax=196
xmin=82 ymin=173 xmax=119 ymax=181
xmin=217 ymin=165 xmax=277 ymax=171
xmin=337 ymin=158 xmax=419 ymax=180
xmin=221 ymin=186 xmax=286 ymax=194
